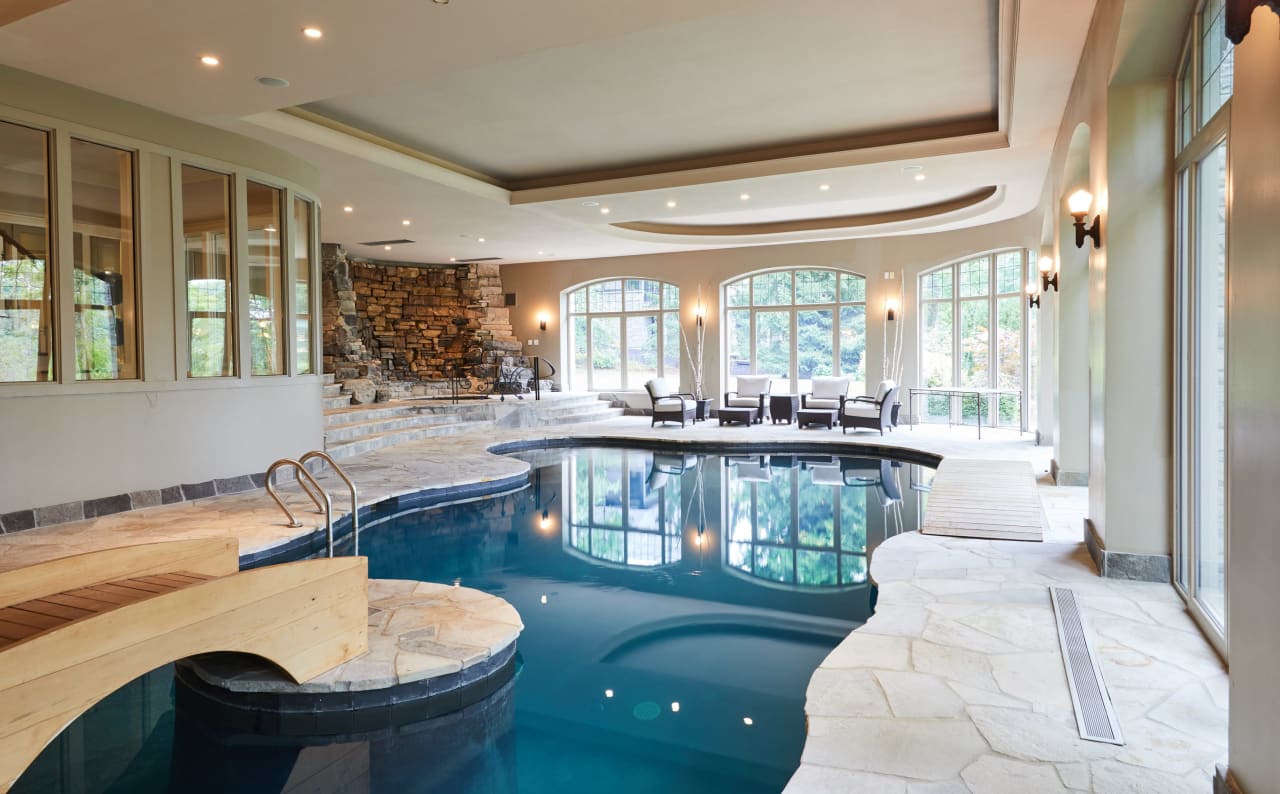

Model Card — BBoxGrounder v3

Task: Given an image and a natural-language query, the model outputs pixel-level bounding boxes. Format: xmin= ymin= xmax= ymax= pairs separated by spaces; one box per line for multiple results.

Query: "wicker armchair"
xmin=840 ymin=380 xmax=898 ymax=435
xmin=723 ymin=375 xmax=774 ymax=424
xmin=645 ymin=378 xmax=696 ymax=427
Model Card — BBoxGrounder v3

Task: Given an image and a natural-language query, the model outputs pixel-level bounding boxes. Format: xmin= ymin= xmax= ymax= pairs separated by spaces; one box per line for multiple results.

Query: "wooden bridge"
xmin=0 ymin=538 xmax=368 ymax=792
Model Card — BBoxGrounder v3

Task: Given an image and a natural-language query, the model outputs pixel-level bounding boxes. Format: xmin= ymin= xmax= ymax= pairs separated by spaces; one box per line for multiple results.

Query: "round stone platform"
xmin=175 ymin=579 xmax=523 ymax=735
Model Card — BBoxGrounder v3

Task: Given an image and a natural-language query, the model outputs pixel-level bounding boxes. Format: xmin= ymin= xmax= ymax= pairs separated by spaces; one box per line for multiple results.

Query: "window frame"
xmin=1172 ymin=0 xmax=1231 ymax=656
xmin=720 ymin=266 xmax=868 ymax=395
xmin=562 ymin=277 xmax=680 ymax=391
xmin=915 ymin=249 xmax=1031 ymax=430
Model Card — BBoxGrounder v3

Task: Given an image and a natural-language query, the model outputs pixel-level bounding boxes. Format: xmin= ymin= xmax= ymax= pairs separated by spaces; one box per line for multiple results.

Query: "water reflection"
xmin=555 ymin=448 xmax=914 ymax=593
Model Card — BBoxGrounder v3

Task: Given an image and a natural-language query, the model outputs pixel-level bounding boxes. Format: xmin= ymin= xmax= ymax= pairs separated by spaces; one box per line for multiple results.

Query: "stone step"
xmin=325 ymin=419 xmax=496 ymax=460
xmin=323 ymin=412 xmax=459 ymax=444
xmin=323 ymin=395 xmax=354 ymax=411
xmin=323 ymin=373 xmax=336 ymax=385
xmin=322 ymin=383 xmax=344 ymax=398
xmin=541 ymin=406 xmax=625 ymax=425
xmin=530 ymin=398 xmax=611 ymax=418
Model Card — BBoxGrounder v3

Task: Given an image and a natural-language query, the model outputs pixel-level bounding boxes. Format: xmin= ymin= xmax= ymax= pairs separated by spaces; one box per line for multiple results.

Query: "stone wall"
xmin=321 ymin=244 xmax=521 ymax=395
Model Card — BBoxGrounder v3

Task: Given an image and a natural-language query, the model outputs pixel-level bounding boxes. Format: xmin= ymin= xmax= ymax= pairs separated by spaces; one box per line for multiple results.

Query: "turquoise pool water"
xmin=14 ymin=446 xmax=927 ymax=794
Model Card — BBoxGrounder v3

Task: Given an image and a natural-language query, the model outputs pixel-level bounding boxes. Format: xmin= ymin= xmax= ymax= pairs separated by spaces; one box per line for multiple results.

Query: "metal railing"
xmin=264 ymin=451 xmax=358 ymax=558
xmin=298 ymin=450 xmax=360 ymax=556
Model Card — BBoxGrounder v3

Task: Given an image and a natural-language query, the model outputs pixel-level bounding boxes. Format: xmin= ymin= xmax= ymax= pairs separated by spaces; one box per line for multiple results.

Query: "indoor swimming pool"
xmin=15 ymin=445 xmax=932 ymax=794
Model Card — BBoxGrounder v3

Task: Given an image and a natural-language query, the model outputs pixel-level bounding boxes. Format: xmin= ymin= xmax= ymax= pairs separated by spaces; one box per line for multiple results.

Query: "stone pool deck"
xmin=0 ymin=416 xmax=1228 ymax=793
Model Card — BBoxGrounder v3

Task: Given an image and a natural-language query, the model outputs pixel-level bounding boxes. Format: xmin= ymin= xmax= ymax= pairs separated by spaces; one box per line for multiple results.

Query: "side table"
xmin=694 ymin=398 xmax=712 ymax=422
xmin=769 ymin=394 xmax=800 ymax=424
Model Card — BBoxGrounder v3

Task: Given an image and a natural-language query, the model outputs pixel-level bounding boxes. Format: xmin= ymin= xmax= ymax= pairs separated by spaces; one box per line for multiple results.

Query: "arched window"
xmin=722 ymin=268 xmax=866 ymax=394
xmin=917 ymin=249 xmax=1032 ymax=427
xmin=564 ymin=278 xmax=679 ymax=391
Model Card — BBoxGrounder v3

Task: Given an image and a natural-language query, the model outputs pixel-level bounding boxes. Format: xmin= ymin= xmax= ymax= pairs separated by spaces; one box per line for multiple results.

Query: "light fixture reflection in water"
xmin=743 ymin=717 xmax=754 ymax=726
xmin=604 ymin=689 xmax=614 ymax=699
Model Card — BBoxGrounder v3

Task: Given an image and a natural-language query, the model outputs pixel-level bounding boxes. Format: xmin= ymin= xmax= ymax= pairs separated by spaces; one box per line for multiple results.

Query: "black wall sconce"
xmin=885 ymin=298 xmax=899 ymax=322
xmin=1227 ymin=0 xmax=1280 ymax=43
xmin=1026 ymin=283 xmax=1041 ymax=309
xmin=1038 ymin=256 xmax=1059 ymax=293
xmin=537 ymin=312 xmax=549 ymax=332
xmin=1068 ymin=190 xmax=1102 ymax=249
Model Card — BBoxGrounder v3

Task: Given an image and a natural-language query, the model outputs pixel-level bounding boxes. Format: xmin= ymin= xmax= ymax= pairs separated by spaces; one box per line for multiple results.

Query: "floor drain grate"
xmin=1049 ymin=586 xmax=1124 ymax=745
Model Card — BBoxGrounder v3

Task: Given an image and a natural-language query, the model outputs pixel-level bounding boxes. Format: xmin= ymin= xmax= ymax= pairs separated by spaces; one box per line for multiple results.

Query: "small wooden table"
xmin=769 ymin=394 xmax=800 ymax=424
xmin=796 ymin=408 xmax=837 ymax=429
xmin=719 ymin=406 xmax=758 ymax=426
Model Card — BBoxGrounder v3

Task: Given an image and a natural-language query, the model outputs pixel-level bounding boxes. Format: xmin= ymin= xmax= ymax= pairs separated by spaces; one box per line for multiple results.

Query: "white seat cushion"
xmin=726 ymin=396 xmax=761 ymax=407
xmin=810 ymin=377 xmax=851 ymax=399
xmin=734 ymin=375 xmax=773 ymax=396
xmin=654 ymin=396 xmax=687 ymax=409
xmin=842 ymin=404 xmax=880 ymax=418
xmin=805 ymin=398 xmax=841 ymax=410
xmin=646 ymin=377 xmax=672 ymax=399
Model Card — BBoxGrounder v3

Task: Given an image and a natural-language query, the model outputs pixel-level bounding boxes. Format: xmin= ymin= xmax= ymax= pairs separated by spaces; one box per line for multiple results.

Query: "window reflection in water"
xmin=560 ymin=448 xmax=908 ymax=590
xmin=565 ymin=449 xmax=683 ymax=567
xmin=725 ymin=455 xmax=900 ymax=588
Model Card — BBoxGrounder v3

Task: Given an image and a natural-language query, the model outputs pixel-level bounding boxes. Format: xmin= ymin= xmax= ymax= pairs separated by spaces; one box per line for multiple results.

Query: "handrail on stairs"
xmin=265 ymin=452 xmax=359 ymax=557
xmin=298 ymin=450 xmax=360 ymax=556
xmin=265 ymin=459 xmax=334 ymax=557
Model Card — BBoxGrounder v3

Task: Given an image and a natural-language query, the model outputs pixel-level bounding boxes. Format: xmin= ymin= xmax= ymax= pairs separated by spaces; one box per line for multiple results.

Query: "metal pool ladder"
xmin=265 ymin=451 xmax=360 ymax=557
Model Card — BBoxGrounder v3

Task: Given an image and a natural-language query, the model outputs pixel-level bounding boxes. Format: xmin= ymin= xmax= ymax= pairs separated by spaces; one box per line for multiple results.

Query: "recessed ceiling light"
xmin=343 ymin=206 xmax=353 ymax=213
xmin=302 ymin=27 xmax=323 ymax=39
xmin=383 ymin=245 xmax=392 ymax=250
xmin=819 ymin=184 xmax=831 ymax=191
xmin=666 ymin=200 xmax=677 ymax=208
xmin=432 ymin=0 xmax=450 ymax=4
xmin=449 ymin=257 xmax=457 ymax=262
xmin=914 ymin=173 xmax=927 ymax=182
xmin=581 ymin=201 xmax=600 ymax=207
xmin=264 ymin=225 xmax=276 ymax=232
xmin=902 ymin=165 xmax=924 ymax=173
xmin=600 ymin=207 xmax=611 ymax=215
xmin=402 ymin=219 xmax=411 ymax=226
xmin=537 ymin=250 xmax=545 ymax=255
xmin=739 ymin=193 xmax=751 ymax=201
xmin=257 ymin=76 xmax=290 ymax=88
xmin=200 ymin=55 xmax=220 ymax=66
xmin=478 ymin=237 xmax=486 ymax=243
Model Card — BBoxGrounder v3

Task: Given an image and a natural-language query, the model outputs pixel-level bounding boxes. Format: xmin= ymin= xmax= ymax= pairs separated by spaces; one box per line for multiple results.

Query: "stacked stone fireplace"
xmin=321 ymin=244 xmax=522 ymax=399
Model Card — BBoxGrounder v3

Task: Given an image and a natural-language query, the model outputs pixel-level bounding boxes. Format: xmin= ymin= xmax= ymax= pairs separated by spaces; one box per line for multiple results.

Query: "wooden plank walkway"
xmin=921 ymin=458 xmax=1046 ymax=542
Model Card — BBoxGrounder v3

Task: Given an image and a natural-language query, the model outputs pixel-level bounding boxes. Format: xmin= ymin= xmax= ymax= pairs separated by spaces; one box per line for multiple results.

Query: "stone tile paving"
xmin=186 ymin=579 xmax=523 ymax=693
xmin=784 ymin=531 xmax=1227 ymax=793
xmin=0 ymin=415 xmax=1227 ymax=793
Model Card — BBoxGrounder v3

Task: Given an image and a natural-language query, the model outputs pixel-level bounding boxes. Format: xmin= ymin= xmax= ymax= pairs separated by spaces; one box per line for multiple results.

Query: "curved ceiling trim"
xmin=613 ymin=186 xmax=1000 ymax=237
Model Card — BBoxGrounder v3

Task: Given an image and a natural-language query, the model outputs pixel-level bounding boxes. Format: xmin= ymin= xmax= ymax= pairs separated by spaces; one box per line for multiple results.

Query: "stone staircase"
xmin=321 ymin=375 xmax=622 ymax=459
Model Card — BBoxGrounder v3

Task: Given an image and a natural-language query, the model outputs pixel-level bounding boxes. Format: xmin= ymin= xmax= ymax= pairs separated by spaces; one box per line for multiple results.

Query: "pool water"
xmin=15 ymin=447 xmax=929 ymax=794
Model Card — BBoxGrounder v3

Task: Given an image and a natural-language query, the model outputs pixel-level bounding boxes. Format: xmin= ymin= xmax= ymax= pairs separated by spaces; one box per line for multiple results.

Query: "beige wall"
xmin=1032 ymin=0 xmax=1182 ymax=557
xmin=0 ymin=68 xmax=323 ymax=514
xmin=502 ymin=217 xmax=1039 ymax=411
xmin=1225 ymin=8 xmax=1280 ymax=789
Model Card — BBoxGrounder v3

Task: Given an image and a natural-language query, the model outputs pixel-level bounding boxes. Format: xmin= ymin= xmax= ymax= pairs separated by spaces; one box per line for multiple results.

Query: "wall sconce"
xmin=1038 ymin=256 xmax=1059 ymax=293
xmin=885 ymin=298 xmax=899 ymax=321
xmin=693 ymin=304 xmax=706 ymax=328
xmin=1026 ymin=282 xmax=1040 ymax=309
xmin=539 ymin=509 xmax=551 ymax=531
xmin=1067 ymin=189 xmax=1102 ymax=249
xmin=537 ymin=311 xmax=550 ymax=332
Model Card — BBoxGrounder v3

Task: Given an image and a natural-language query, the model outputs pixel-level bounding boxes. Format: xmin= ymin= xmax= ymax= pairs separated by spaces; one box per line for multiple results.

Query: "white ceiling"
xmin=0 ymin=0 xmax=1097 ymax=266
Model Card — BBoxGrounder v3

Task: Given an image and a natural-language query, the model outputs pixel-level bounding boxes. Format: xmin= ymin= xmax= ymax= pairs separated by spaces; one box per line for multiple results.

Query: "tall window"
xmin=71 ymin=139 xmax=138 ymax=380
xmin=247 ymin=181 xmax=285 ymax=376
xmin=182 ymin=165 xmax=235 ymax=378
xmin=723 ymin=268 xmax=866 ymax=393
xmin=565 ymin=278 xmax=679 ymax=390
xmin=0 ymin=120 xmax=53 ymax=383
xmin=1175 ymin=0 xmax=1231 ymax=643
xmin=293 ymin=197 xmax=315 ymax=375
xmin=917 ymin=250 xmax=1029 ymax=427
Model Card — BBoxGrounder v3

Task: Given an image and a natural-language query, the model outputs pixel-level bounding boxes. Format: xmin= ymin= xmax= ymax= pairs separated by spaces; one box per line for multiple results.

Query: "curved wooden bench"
xmin=0 ymin=539 xmax=368 ymax=792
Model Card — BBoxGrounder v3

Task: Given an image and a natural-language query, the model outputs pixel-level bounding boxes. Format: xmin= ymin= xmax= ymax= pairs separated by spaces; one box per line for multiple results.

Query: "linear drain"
xmin=1049 ymin=586 xmax=1124 ymax=745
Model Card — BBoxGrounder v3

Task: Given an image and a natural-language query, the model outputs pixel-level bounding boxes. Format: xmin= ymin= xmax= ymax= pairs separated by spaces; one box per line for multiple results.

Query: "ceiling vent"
xmin=359 ymin=238 xmax=415 ymax=246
